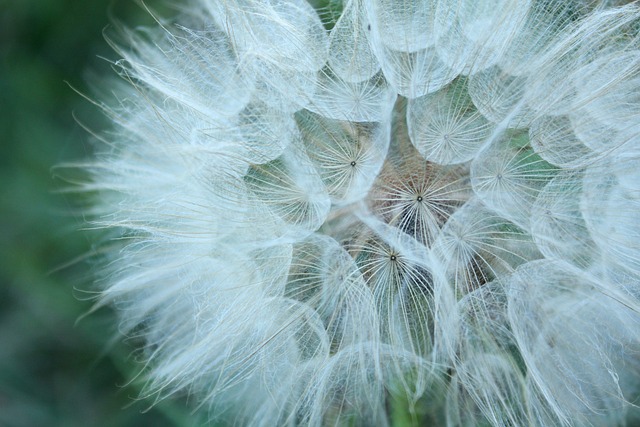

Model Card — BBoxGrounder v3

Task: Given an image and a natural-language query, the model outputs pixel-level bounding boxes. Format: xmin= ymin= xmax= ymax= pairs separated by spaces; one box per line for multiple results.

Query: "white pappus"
xmin=77 ymin=0 xmax=640 ymax=426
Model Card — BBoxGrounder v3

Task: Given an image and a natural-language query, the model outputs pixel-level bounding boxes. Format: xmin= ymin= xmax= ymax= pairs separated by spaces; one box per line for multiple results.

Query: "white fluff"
xmin=79 ymin=0 xmax=640 ymax=425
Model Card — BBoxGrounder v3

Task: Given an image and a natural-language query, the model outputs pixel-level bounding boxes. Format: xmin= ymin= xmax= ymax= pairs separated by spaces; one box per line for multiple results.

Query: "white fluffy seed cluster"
xmin=85 ymin=0 xmax=640 ymax=425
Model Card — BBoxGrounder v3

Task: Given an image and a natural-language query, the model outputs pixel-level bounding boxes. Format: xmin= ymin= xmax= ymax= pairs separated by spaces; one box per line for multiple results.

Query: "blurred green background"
xmin=0 ymin=1 xmax=197 ymax=425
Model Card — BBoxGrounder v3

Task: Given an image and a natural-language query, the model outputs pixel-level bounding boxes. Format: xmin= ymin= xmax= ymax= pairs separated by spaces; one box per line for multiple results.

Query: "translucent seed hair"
xmin=72 ymin=1 xmax=640 ymax=426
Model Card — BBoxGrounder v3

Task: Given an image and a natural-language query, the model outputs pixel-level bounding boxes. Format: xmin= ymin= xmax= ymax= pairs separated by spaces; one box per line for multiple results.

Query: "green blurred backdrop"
xmin=0 ymin=1 xmax=198 ymax=425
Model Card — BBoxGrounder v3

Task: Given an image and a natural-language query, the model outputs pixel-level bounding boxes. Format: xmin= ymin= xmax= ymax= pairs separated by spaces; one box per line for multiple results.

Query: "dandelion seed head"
xmin=78 ymin=0 xmax=640 ymax=425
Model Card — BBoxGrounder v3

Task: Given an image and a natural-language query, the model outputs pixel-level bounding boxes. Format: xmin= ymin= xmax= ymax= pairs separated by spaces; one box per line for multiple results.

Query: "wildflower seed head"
xmin=80 ymin=1 xmax=640 ymax=425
